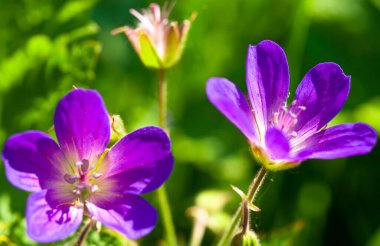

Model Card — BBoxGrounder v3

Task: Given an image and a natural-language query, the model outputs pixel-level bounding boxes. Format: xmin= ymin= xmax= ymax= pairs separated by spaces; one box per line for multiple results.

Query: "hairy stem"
xmin=158 ymin=69 xmax=168 ymax=131
xmin=156 ymin=68 xmax=177 ymax=246
xmin=75 ymin=218 xmax=94 ymax=246
xmin=217 ymin=167 xmax=268 ymax=246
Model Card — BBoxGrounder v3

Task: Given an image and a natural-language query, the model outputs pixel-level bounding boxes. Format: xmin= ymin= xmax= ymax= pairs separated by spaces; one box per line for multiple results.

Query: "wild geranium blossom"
xmin=207 ymin=40 xmax=377 ymax=170
xmin=2 ymin=89 xmax=173 ymax=242
xmin=112 ymin=3 xmax=191 ymax=69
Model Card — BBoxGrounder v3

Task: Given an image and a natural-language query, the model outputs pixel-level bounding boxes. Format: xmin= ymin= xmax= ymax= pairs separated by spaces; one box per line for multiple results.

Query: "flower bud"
xmin=232 ymin=230 xmax=260 ymax=246
xmin=109 ymin=114 xmax=127 ymax=143
xmin=112 ymin=3 xmax=192 ymax=69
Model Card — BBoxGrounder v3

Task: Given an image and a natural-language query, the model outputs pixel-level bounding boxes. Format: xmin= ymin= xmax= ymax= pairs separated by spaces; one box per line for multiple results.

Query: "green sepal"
xmin=163 ymin=23 xmax=180 ymax=68
xmin=138 ymin=32 xmax=162 ymax=69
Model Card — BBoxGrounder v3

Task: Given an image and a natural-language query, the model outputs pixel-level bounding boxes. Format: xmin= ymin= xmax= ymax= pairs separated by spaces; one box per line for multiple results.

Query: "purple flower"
xmin=207 ymin=40 xmax=377 ymax=170
xmin=2 ymin=89 xmax=173 ymax=242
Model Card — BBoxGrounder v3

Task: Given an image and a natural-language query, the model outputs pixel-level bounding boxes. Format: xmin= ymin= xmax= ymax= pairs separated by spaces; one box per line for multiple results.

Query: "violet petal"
xmin=265 ymin=128 xmax=290 ymax=159
xmin=86 ymin=194 xmax=157 ymax=240
xmin=295 ymin=123 xmax=377 ymax=160
xmin=246 ymin=40 xmax=290 ymax=138
xmin=45 ymin=188 xmax=78 ymax=209
xmin=26 ymin=190 xmax=83 ymax=243
xmin=293 ymin=62 xmax=350 ymax=138
xmin=2 ymin=131 xmax=68 ymax=192
xmin=99 ymin=126 xmax=173 ymax=194
xmin=206 ymin=77 xmax=258 ymax=142
xmin=54 ymin=89 xmax=110 ymax=163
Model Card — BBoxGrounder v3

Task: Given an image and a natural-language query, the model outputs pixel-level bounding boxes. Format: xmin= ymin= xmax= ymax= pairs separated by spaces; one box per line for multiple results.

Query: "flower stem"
xmin=158 ymin=69 xmax=168 ymax=131
xmin=217 ymin=167 xmax=268 ymax=246
xmin=156 ymin=68 xmax=177 ymax=246
xmin=75 ymin=218 xmax=94 ymax=246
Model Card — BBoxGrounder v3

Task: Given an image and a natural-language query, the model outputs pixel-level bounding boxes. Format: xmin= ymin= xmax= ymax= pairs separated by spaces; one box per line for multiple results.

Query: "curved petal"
xmin=54 ymin=89 xmax=110 ymax=163
xmin=292 ymin=63 xmax=350 ymax=138
xmin=86 ymin=194 xmax=157 ymax=240
xmin=2 ymin=131 xmax=68 ymax=192
xmin=265 ymin=128 xmax=290 ymax=160
xmin=206 ymin=77 xmax=257 ymax=142
xmin=246 ymin=40 xmax=290 ymax=139
xmin=294 ymin=123 xmax=377 ymax=160
xmin=26 ymin=190 xmax=83 ymax=243
xmin=97 ymin=126 xmax=173 ymax=195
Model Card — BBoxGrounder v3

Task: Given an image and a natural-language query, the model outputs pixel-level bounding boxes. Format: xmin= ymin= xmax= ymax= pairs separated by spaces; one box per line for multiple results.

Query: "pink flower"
xmin=112 ymin=3 xmax=191 ymax=69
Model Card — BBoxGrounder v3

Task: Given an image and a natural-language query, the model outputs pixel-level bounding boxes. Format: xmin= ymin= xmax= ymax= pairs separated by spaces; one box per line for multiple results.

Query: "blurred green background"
xmin=1 ymin=0 xmax=380 ymax=245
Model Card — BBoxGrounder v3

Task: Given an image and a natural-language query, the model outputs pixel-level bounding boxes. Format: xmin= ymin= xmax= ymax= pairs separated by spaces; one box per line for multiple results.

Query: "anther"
xmin=92 ymin=172 xmax=103 ymax=179
xmin=298 ymin=106 xmax=306 ymax=111
xmin=290 ymin=131 xmax=298 ymax=137
xmin=72 ymin=189 xmax=81 ymax=195
xmin=289 ymin=111 xmax=297 ymax=118
xmin=63 ymin=174 xmax=79 ymax=184
xmin=291 ymin=100 xmax=297 ymax=106
xmin=273 ymin=112 xmax=279 ymax=124
xmin=75 ymin=161 xmax=83 ymax=167
xmin=91 ymin=185 xmax=99 ymax=193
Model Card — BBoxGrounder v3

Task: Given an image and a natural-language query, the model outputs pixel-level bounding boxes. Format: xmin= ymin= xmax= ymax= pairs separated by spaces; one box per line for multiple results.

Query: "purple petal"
xmin=206 ymin=77 xmax=257 ymax=142
xmin=265 ymin=128 xmax=290 ymax=159
xmin=26 ymin=190 xmax=83 ymax=243
xmin=246 ymin=40 xmax=290 ymax=138
xmin=295 ymin=123 xmax=377 ymax=160
xmin=2 ymin=131 xmax=68 ymax=192
xmin=292 ymin=63 xmax=350 ymax=138
xmin=99 ymin=126 xmax=173 ymax=194
xmin=86 ymin=194 xmax=157 ymax=240
xmin=45 ymin=188 xmax=78 ymax=209
xmin=54 ymin=89 xmax=110 ymax=163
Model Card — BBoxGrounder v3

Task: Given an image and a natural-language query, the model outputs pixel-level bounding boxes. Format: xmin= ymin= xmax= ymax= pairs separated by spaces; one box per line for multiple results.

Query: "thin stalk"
xmin=158 ymin=69 xmax=168 ymax=131
xmin=156 ymin=68 xmax=177 ymax=246
xmin=217 ymin=167 xmax=268 ymax=246
xmin=75 ymin=218 xmax=94 ymax=246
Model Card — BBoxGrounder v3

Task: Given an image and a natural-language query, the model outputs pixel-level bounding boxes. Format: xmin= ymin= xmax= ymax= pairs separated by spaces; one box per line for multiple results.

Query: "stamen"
xmin=63 ymin=174 xmax=79 ymax=184
xmin=273 ymin=112 xmax=279 ymax=124
xmin=290 ymin=131 xmax=298 ymax=137
xmin=298 ymin=106 xmax=306 ymax=111
xmin=91 ymin=185 xmax=99 ymax=193
xmin=75 ymin=161 xmax=83 ymax=167
xmin=72 ymin=189 xmax=81 ymax=195
xmin=291 ymin=100 xmax=297 ymax=106
xmin=92 ymin=172 xmax=103 ymax=179
xmin=289 ymin=111 xmax=297 ymax=118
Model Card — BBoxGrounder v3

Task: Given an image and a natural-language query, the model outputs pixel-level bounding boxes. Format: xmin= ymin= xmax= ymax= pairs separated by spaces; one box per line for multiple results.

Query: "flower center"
xmin=271 ymin=100 xmax=306 ymax=138
xmin=63 ymin=159 xmax=103 ymax=201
